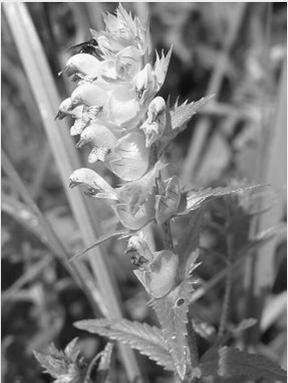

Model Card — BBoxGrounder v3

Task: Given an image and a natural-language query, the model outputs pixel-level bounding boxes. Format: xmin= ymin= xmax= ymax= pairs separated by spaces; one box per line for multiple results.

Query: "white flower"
xmin=55 ymin=97 xmax=73 ymax=119
xmin=61 ymin=53 xmax=101 ymax=80
xmin=70 ymin=83 xmax=109 ymax=108
xmin=69 ymin=168 xmax=118 ymax=200
xmin=76 ymin=123 xmax=117 ymax=147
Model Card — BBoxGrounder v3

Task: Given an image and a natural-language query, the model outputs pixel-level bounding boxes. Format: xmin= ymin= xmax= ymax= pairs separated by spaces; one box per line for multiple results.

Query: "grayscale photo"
xmin=1 ymin=2 xmax=287 ymax=382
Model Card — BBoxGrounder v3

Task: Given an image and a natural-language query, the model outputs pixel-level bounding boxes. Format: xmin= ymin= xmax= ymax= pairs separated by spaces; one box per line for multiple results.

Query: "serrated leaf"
xmin=74 ymin=319 xmax=174 ymax=372
xmin=200 ymin=346 xmax=287 ymax=381
xmin=150 ymin=278 xmax=196 ymax=380
xmin=179 ymin=184 xmax=264 ymax=216
xmin=169 ymin=96 xmax=214 ymax=139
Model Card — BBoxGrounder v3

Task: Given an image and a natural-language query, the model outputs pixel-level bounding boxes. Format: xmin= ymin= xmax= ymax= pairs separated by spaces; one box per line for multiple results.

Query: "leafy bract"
xmin=33 ymin=338 xmax=86 ymax=383
xmin=154 ymin=46 xmax=173 ymax=90
xmin=155 ymin=176 xmax=181 ymax=225
xmin=179 ymin=184 xmax=264 ymax=216
xmin=158 ymin=95 xmax=214 ymax=150
xmin=74 ymin=319 xmax=174 ymax=372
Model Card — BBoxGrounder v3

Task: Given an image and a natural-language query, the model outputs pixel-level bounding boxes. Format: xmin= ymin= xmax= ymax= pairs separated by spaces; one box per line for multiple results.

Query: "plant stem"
xmin=187 ymin=307 xmax=200 ymax=382
xmin=218 ymin=214 xmax=233 ymax=339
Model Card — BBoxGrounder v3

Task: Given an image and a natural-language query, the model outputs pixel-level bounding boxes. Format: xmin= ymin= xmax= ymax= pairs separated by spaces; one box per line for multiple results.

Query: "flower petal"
xmin=106 ymin=131 xmax=149 ymax=181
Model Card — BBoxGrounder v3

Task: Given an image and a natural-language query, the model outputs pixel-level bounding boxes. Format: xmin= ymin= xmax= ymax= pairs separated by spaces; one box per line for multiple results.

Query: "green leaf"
xmin=200 ymin=346 xmax=287 ymax=381
xmin=150 ymin=278 xmax=196 ymax=380
xmin=74 ymin=319 xmax=174 ymax=372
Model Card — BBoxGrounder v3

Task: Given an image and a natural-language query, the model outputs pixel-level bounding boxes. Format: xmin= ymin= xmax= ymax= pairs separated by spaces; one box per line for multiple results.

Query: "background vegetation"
xmin=1 ymin=2 xmax=286 ymax=382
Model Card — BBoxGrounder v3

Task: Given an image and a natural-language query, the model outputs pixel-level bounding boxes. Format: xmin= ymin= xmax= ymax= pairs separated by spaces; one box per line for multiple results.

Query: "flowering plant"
xmin=35 ymin=4 xmax=286 ymax=383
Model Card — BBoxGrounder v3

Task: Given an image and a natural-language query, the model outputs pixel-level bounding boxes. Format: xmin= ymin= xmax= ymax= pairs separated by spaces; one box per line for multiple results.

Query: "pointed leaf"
xmin=154 ymin=46 xmax=173 ymax=90
xmin=70 ymin=229 xmax=131 ymax=261
xmin=74 ymin=319 xmax=174 ymax=372
xmin=200 ymin=346 xmax=287 ymax=381
xmin=179 ymin=184 xmax=264 ymax=216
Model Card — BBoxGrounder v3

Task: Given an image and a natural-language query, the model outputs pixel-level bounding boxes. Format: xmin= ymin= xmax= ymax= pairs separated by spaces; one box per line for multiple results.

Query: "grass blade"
xmin=3 ymin=3 xmax=141 ymax=379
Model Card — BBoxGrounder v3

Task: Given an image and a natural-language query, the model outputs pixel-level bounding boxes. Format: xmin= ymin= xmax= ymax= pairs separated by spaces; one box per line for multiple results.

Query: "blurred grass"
xmin=181 ymin=2 xmax=247 ymax=185
xmin=3 ymin=2 xmax=141 ymax=380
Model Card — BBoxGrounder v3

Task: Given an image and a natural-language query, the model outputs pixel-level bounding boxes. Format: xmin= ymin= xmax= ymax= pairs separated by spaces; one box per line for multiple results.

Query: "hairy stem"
xmin=187 ymin=307 xmax=200 ymax=383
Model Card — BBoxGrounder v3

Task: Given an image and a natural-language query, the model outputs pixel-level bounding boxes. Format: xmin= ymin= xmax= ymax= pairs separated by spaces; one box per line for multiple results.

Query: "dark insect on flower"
xmin=69 ymin=38 xmax=100 ymax=56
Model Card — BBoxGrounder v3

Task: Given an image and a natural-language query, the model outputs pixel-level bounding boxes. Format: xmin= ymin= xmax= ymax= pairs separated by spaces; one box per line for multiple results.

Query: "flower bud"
xmin=147 ymin=96 xmax=166 ymax=123
xmin=140 ymin=97 xmax=167 ymax=147
xmin=134 ymin=64 xmax=157 ymax=103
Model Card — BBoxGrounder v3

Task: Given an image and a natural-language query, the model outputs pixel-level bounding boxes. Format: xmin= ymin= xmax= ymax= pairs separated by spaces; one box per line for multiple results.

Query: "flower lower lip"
xmin=69 ymin=180 xmax=78 ymax=188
